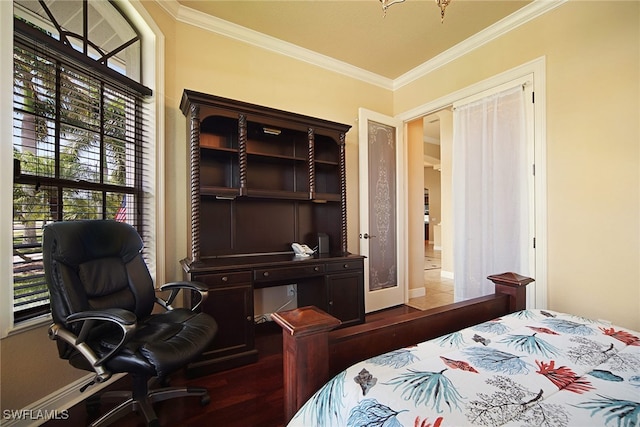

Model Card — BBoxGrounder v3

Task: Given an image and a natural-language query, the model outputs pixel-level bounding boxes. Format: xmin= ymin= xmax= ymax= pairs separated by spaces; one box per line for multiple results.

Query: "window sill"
xmin=4 ymin=313 xmax=52 ymax=338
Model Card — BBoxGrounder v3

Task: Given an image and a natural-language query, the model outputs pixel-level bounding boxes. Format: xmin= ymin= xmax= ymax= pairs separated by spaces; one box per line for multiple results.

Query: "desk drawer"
xmin=326 ymin=260 xmax=363 ymax=272
xmin=198 ymin=271 xmax=252 ymax=286
xmin=254 ymin=264 xmax=325 ymax=282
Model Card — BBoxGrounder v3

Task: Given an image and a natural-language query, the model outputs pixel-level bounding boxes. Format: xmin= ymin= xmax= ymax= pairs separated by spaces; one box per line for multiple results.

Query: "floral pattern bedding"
xmin=288 ymin=309 xmax=640 ymax=427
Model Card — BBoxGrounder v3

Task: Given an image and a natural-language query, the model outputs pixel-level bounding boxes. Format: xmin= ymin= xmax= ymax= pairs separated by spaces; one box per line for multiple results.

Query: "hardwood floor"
xmin=43 ymin=305 xmax=418 ymax=427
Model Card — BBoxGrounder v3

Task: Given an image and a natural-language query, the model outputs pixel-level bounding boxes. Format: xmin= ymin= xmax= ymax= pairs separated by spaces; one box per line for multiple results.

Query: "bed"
xmin=273 ymin=273 xmax=640 ymax=427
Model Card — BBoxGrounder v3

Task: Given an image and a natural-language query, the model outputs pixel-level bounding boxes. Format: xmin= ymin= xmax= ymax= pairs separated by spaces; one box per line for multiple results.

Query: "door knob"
xmin=361 ymin=233 xmax=376 ymax=239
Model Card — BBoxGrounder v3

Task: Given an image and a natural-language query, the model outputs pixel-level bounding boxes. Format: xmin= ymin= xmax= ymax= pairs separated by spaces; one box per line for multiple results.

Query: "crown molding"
xmin=157 ymin=0 xmax=565 ymax=92
xmin=158 ymin=0 xmax=394 ymax=90
xmin=393 ymin=0 xmax=566 ymax=90
xmin=156 ymin=0 xmax=180 ymax=18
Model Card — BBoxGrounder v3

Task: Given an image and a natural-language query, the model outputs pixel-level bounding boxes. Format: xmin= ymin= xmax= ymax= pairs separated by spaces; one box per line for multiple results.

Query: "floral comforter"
xmin=288 ymin=309 xmax=640 ymax=427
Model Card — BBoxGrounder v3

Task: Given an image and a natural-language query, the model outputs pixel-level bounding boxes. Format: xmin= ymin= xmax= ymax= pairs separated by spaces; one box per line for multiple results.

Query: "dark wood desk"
xmin=181 ymin=253 xmax=364 ymax=377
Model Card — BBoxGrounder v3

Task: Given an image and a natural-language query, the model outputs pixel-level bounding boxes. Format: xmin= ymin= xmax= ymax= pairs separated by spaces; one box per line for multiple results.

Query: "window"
xmin=11 ymin=0 xmax=153 ymax=324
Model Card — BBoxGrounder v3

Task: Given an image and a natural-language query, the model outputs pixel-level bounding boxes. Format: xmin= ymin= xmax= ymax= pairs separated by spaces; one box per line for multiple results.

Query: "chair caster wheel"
xmin=200 ymin=394 xmax=211 ymax=406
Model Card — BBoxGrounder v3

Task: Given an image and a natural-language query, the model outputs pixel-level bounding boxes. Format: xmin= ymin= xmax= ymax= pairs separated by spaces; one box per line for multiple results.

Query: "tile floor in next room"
xmin=407 ymin=242 xmax=454 ymax=311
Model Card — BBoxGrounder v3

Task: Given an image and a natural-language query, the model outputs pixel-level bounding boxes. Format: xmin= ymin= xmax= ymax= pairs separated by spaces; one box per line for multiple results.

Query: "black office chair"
xmin=42 ymin=220 xmax=218 ymax=427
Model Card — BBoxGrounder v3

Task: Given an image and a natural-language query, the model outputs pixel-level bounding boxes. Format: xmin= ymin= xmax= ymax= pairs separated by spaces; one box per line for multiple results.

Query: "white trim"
xmin=531 ymin=59 xmax=548 ymax=309
xmin=1 ymin=373 xmax=126 ymax=427
xmin=452 ymin=77 xmax=532 ymax=110
xmin=409 ymin=286 xmax=426 ymax=299
xmin=124 ymin=0 xmax=167 ymax=287
xmin=157 ymin=0 xmax=564 ymax=90
xmin=4 ymin=315 xmax=51 ymax=337
xmin=160 ymin=1 xmax=393 ymax=90
xmin=397 ymin=57 xmax=548 ymax=309
xmin=1 ymin=0 xmax=14 ymax=339
xmin=441 ymin=270 xmax=454 ymax=280
xmin=398 ymin=57 xmax=544 ymax=122
xmin=393 ymin=0 xmax=565 ymax=90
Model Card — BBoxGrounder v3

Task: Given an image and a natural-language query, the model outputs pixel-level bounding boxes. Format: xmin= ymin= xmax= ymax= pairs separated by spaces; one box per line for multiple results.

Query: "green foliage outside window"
xmin=12 ymin=41 xmax=138 ymax=321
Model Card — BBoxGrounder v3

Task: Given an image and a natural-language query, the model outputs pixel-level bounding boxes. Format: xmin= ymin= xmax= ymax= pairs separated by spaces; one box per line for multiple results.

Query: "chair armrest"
xmin=62 ymin=308 xmax=137 ymax=369
xmin=66 ymin=308 xmax=137 ymax=325
xmin=157 ymin=281 xmax=209 ymax=311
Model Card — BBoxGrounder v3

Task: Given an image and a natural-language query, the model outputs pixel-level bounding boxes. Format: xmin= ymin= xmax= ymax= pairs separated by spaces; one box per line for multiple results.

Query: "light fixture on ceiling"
xmin=380 ymin=0 xmax=451 ymax=23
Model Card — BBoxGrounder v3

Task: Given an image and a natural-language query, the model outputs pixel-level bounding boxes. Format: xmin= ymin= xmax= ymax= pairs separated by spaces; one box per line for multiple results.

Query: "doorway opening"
xmin=407 ymin=110 xmax=454 ymax=311
xmin=404 ymin=59 xmax=545 ymax=311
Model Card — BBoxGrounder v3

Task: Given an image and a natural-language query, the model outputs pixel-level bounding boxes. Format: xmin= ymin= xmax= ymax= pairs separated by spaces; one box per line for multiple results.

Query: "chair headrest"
xmin=43 ymin=220 xmax=144 ymax=266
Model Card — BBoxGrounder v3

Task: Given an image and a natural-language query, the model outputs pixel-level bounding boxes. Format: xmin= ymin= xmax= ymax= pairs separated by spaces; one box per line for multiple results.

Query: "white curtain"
xmin=452 ymin=85 xmax=529 ymax=301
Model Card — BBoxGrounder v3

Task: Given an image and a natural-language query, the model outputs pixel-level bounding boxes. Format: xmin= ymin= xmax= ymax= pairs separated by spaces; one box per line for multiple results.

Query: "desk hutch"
xmin=179 ymin=90 xmax=364 ymax=376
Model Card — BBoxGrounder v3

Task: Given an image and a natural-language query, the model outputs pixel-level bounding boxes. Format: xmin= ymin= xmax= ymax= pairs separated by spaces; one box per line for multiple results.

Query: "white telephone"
xmin=291 ymin=242 xmax=315 ymax=257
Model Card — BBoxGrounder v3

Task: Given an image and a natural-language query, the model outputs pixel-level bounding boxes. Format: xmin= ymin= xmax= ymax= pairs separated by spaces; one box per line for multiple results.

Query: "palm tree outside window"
xmin=12 ymin=0 xmax=152 ymax=323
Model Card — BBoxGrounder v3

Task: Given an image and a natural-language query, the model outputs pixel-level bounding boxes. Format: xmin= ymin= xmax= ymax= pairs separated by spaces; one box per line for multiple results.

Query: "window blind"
xmin=12 ymin=30 xmax=152 ymax=323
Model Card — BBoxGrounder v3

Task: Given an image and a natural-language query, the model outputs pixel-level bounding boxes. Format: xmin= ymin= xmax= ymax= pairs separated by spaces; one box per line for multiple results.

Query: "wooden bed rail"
xmin=272 ymin=272 xmax=534 ymax=422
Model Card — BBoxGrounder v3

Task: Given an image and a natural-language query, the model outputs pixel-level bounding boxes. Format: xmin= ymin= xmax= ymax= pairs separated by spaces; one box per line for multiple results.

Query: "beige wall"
xmin=2 ymin=0 xmax=638 ymax=414
xmin=407 ymin=119 xmax=425 ymax=293
xmin=435 ymin=110 xmax=454 ymax=275
xmin=395 ymin=0 xmax=640 ymax=329
xmin=0 ymin=325 xmax=85 ymax=413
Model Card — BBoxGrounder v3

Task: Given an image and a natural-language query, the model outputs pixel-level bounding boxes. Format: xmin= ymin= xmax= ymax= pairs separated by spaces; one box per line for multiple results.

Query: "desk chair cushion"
xmin=67 ymin=307 xmax=215 ymax=378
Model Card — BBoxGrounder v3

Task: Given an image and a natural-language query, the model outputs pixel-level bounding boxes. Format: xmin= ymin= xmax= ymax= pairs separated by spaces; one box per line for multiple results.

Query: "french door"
xmin=358 ymin=108 xmax=405 ymax=312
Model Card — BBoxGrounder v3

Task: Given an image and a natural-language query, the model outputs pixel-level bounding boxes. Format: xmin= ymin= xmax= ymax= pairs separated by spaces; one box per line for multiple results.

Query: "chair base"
xmin=88 ymin=375 xmax=210 ymax=427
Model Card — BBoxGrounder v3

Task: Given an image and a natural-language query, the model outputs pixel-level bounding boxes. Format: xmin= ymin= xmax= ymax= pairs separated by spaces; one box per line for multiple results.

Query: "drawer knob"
xmin=263 ymin=272 xmax=269 ymax=277
xmin=222 ymin=276 xmax=228 ymax=282
xmin=343 ymin=264 xmax=349 ymax=268
xmin=314 ymin=266 xmax=320 ymax=271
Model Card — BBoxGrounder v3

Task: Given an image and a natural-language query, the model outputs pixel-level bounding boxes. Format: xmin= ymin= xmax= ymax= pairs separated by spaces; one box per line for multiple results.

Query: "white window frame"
xmin=0 ymin=0 xmax=165 ymax=338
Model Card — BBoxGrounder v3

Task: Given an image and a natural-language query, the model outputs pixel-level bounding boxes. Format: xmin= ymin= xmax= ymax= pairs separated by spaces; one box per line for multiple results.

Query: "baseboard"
xmin=408 ymin=286 xmax=426 ymax=299
xmin=1 ymin=373 xmax=125 ymax=427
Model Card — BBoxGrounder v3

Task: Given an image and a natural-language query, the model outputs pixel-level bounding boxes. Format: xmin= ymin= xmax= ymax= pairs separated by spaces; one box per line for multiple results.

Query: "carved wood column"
xmin=339 ymin=132 xmax=347 ymax=254
xmin=308 ymin=127 xmax=315 ymax=199
xmin=188 ymin=103 xmax=201 ymax=262
xmin=238 ymin=113 xmax=247 ymax=196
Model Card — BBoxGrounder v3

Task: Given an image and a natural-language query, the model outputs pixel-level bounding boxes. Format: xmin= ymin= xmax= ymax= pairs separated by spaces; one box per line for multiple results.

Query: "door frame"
xmin=396 ymin=57 xmax=547 ymax=309
xmin=358 ymin=108 xmax=408 ymax=313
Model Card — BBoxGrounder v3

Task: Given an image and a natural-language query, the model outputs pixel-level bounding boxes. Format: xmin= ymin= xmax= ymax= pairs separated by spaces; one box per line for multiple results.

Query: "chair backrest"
xmin=43 ymin=220 xmax=156 ymax=334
